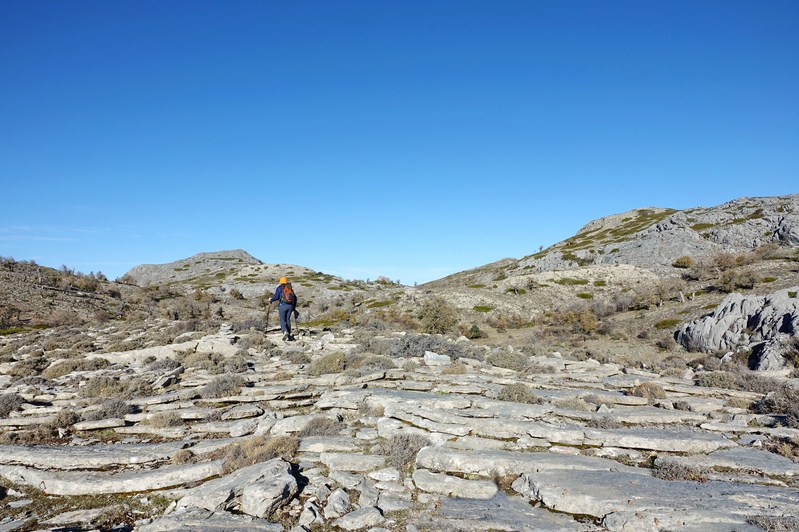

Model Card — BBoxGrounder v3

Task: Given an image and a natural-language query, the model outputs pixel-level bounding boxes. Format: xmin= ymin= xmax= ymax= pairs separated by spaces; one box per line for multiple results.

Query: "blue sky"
xmin=1 ymin=1 xmax=797 ymax=285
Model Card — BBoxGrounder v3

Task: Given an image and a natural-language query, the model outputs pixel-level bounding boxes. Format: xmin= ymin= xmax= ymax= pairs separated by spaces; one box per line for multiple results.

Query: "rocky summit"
xmin=1 ymin=193 xmax=799 ymax=531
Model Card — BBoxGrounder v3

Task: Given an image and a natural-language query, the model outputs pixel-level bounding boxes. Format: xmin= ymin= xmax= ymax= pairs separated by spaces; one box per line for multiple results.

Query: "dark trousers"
xmin=278 ymin=303 xmax=293 ymax=333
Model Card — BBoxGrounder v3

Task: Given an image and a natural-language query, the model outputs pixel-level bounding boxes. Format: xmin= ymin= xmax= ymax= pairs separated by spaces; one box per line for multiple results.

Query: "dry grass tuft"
xmin=217 ymin=435 xmax=299 ymax=473
xmin=497 ymin=383 xmax=544 ymax=404
xmin=200 ymin=374 xmax=246 ymax=399
xmin=295 ymin=416 xmax=340 ymax=438
xmin=653 ymin=460 xmax=707 ymax=482
xmin=309 ymin=352 xmax=346 ymax=376
xmin=379 ymin=433 xmax=429 ymax=472
xmin=628 ymin=382 xmax=667 ymax=400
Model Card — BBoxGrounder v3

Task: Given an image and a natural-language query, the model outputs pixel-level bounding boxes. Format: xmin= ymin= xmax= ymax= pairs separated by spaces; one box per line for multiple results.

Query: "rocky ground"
xmin=1 ymin=321 xmax=798 ymax=531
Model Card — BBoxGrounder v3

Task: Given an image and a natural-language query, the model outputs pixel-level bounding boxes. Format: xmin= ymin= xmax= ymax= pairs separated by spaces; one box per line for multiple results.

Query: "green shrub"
xmin=419 ymin=297 xmax=458 ymax=334
xmin=576 ymin=292 xmax=593 ymax=299
xmin=505 ymin=288 xmax=526 ymax=295
xmin=760 ymin=276 xmax=778 ymax=283
xmin=465 ymin=325 xmax=483 ymax=339
xmin=473 ymin=306 xmax=493 ymax=312
xmin=672 ymin=256 xmax=695 ymax=269
xmin=467 ymin=284 xmax=486 ymax=289
xmin=554 ymin=278 xmax=589 ymax=286
xmin=654 ymin=319 xmax=682 ymax=330
xmin=593 ymin=280 xmax=607 ymax=287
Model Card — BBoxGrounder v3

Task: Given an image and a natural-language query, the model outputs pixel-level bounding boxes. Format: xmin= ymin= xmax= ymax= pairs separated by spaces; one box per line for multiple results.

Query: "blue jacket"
xmin=270 ymin=284 xmax=297 ymax=308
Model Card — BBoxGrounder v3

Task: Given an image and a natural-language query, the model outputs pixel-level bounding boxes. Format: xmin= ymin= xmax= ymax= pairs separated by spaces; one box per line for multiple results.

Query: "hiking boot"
xmin=282 ymin=333 xmax=289 ymax=341
xmin=287 ymin=335 xmax=295 ymax=342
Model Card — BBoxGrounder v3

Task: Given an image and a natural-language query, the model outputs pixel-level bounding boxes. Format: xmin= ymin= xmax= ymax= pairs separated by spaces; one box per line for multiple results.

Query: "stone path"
xmin=1 ymin=325 xmax=798 ymax=531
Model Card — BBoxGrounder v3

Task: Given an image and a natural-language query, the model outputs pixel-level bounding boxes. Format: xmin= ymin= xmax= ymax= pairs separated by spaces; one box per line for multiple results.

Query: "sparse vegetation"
xmin=654 ymin=319 xmax=682 ymax=330
xmin=487 ymin=350 xmax=531 ymax=372
xmin=628 ymin=382 xmax=667 ymax=400
xmin=752 ymin=384 xmax=799 ymax=429
xmin=0 ymin=393 xmax=24 ymax=418
xmin=418 ymin=297 xmax=458 ymax=334
xmin=380 ymin=433 xmax=429 ymax=472
xmin=497 ymin=383 xmax=543 ymax=404
xmin=200 ymin=374 xmax=246 ymax=398
xmin=653 ymin=460 xmax=707 ymax=482
xmin=309 ymin=352 xmax=346 ymax=376
xmin=216 ymin=435 xmax=299 ymax=474
xmin=672 ymin=256 xmax=695 ymax=269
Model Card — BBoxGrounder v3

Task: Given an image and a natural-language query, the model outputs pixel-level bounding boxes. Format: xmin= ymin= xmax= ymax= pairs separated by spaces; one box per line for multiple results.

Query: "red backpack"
xmin=280 ymin=283 xmax=296 ymax=304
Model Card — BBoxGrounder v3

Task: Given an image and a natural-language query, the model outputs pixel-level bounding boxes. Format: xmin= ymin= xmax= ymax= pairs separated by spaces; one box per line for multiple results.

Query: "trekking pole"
xmin=265 ymin=302 xmax=272 ymax=332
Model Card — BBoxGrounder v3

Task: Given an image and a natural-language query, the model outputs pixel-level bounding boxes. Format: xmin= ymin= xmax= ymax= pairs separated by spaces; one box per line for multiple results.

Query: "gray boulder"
xmin=675 ymin=288 xmax=799 ymax=370
xmin=177 ymin=459 xmax=297 ymax=518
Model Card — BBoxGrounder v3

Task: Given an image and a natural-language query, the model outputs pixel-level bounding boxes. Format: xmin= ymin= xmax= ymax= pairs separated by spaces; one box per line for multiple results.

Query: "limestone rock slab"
xmin=413 ymin=469 xmax=497 ymax=499
xmin=0 ymin=460 xmax=224 ymax=496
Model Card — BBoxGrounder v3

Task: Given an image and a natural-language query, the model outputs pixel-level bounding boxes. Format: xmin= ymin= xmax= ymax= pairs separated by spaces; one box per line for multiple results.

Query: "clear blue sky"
xmin=2 ymin=1 xmax=797 ymax=285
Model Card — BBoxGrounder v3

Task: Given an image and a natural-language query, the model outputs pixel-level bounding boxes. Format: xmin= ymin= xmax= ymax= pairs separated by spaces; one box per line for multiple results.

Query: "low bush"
xmin=487 ymin=350 xmax=530 ymax=372
xmin=351 ymin=354 xmax=395 ymax=374
xmin=672 ymin=256 xmax=695 ymax=269
xmin=585 ymin=417 xmax=623 ymax=429
xmin=81 ymin=399 xmax=136 ymax=421
xmin=418 ymin=297 xmax=459 ymax=334
xmin=43 ymin=357 xmax=111 ymax=379
xmin=309 ymin=352 xmax=346 ymax=376
xmin=379 ymin=433 xmax=430 ymax=472
xmin=465 ymin=325 xmax=483 ymax=339
xmin=144 ymin=411 xmax=184 ymax=428
xmin=295 ymin=416 xmax=340 ymax=438
xmin=217 ymin=435 xmax=299 ymax=474
xmin=553 ymin=397 xmax=593 ymax=411
xmin=654 ymin=319 xmax=682 ymax=330
xmin=746 ymin=515 xmax=799 ymax=532
xmin=0 ymin=393 xmax=24 ymax=418
xmin=497 ymin=383 xmax=543 ymax=404
xmin=200 ymin=374 xmax=246 ymax=399
xmin=80 ymin=375 xmax=153 ymax=399
xmin=179 ymin=351 xmax=247 ymax=374
xmin=628 ymin=382 xmax=667 ymax=400
xmin=146 ymin=357 xmax=183 ymax=372
xmin=8 ymin=356 xmax=49 ymax=378
xmin=378 ymin=333 xmax=483 ymax=361
xmin=752 ymin=384 xmax=799 ymax=428
xmin=653 ymin=460 xmax=707 ymax=482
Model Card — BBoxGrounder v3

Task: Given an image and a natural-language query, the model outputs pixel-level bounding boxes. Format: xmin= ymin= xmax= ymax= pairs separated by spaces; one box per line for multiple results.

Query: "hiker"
xmin=269 ymin=276 xmax=298 ymax=341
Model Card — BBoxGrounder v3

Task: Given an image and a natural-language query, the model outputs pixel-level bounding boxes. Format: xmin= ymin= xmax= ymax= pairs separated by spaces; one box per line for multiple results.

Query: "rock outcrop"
xmin=675 ymin=287 xmax=799 ymax=370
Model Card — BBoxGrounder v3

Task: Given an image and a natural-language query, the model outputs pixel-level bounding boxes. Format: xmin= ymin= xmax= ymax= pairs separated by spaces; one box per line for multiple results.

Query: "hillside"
xmin=1 ymin=194 xmax=799 ymax=530
xmin=506 ymin=194 xmax=797 ymax=275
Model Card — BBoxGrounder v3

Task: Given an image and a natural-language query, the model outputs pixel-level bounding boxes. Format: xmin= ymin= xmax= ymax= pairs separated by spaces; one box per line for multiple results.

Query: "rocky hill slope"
xmin=431 ymin=195 xmax=799 ymax=286
xmin=1 ymin=193 xmax=799 ymax=531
